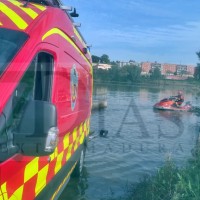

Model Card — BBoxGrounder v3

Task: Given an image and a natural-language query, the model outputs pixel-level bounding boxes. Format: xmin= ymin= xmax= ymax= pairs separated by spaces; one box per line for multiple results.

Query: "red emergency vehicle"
xmin=0 ymin=0 xmax=92 ymax=199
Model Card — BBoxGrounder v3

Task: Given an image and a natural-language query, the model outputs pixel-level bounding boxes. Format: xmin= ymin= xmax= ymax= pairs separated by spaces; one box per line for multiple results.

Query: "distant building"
xmin=186 ymin=65 xmax=195 ymax=77
xmin=93 ymin=63 xmax=112 ymax=70
xmin=150 ymin=62 xmax=161 ymax=73
xmin=141 ymin=62 xmax=195 ymax=78
xmin=176 ymin=65 xmax=187 ymax=75
xmin=118 ymin=61 xmax=129 ymax=67
xmin=162 ymin=63 xmax=177 ymax=75
xmin=117 ymin=59 xmax=195 ymax=79
xmin=151 ymin=62 xmax=161 ymax=69
xmin=118 ymin=60 xmax=140 ymax=68
xmin=141 ymin=62 xmax=151 ymax=75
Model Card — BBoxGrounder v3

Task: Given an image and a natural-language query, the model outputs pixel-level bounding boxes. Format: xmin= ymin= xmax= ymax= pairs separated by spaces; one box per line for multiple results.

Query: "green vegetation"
xmin=101 ymin=146 xmax=200 ymax=200
xmin=194 ymin=51 xmax=200 ymax=80
xmin=92 ymin=54 xmax=110 ymax=64
xmin=93 ymin=64 xmax=145 ymax=83
xmin=131 ymin=155 xmax=200 ymax=200
xmin=92 ymin=53 xmax=200 ymax=85
xmin=93 ymin=54 xmax=190 ymax=84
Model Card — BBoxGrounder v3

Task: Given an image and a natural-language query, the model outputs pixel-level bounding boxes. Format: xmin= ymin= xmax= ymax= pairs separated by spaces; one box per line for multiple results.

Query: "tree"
xmin=151 ymin=67 xmax=162 ymax=80
xmin=100 ymin=54 xmax=110 ymax=64
xmin=92 ymin=55 xmax=100 ymax=63
xmin=120 ymin=64 xmax=141 ymax=82
xmin=197 ymin=51 xmax=200 ymax=59
xmin=166 ymin=70 xmax=173 ymax=75
xmin=93 ymin=68 xmax=109 ymax=81
xmin=194 ymin=51 xmax=200 ymax=80
xmin=109 ymin=64 xmax=120 ymax=82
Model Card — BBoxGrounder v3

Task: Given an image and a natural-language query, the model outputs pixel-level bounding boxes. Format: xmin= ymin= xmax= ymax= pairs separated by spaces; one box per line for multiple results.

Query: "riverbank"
xmin=101 ymin=152 xmax=200 ymax=200
xmin=94 ymin=79 xmax=200 ymax=94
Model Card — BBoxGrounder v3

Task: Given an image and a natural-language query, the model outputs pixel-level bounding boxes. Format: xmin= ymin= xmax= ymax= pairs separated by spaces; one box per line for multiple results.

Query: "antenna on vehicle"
xmin=70 ymin=8 xmax=79 ymax=17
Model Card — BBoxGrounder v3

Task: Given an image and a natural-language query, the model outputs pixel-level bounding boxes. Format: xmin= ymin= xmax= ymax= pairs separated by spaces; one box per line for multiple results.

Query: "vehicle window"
xmin=0 ymin=28 xmax=28 ymax=75
xmin=0 ymin=115 xmax=7 ymax=155
xmin=34 ymin=52 xmax=53 ymax=101
xmin=13 ymin=52 xmax=53 ymax=127
xmin=0 ymin=52 xmax=54 ymax=161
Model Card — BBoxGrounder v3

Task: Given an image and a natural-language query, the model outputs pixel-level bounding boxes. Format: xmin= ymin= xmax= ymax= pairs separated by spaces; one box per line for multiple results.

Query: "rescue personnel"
xmin=174 ymin=90 xmax=184 ymax=107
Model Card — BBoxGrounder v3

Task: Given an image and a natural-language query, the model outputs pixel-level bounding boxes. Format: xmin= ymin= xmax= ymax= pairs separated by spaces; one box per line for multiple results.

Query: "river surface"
xmin=59 ymin=84 xmax=200 ymax=200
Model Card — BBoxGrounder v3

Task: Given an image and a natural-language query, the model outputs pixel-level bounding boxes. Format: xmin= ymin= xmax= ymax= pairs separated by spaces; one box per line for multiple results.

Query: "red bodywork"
xmin=0 ymin=0 xmax=92 ymax=199
xmin=153 ymin=97 xmax=192 ymax=111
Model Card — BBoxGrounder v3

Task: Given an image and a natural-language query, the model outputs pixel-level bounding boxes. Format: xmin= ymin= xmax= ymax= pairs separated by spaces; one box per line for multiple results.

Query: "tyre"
xmin=71 ymin=145 xmax=86 ymax=177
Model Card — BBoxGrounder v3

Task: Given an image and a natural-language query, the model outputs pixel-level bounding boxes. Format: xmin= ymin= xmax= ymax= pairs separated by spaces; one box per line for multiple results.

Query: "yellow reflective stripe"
xmin=0 ymin=118 xmax=90 ymax=200
xmin=72 ymin=128 xmax=79 ymax=151
xmin=79 ymin=123 xmax=84 ymax=144
xmin=80 ymin=131 xmax=85 ymax=144
xmin=1 ymin=183 xmax=8 ymax=200
xmin=72 ymin=127 xmax=78 ymax=142
xmin=74 ymin=138 xmax=79 ymax=151
xmin=24 ymin=157 xmax=39 ymax=183
xmin=66 ymin=143 xmax=73 ymax=160
xmin=9 ymin=0 xmax=38 ymax=19
xmin=54 ymin=146 xmax=58 ymax=158
xmin=0 ymin=22 xmax=2 ymax=26
xmin=50 ymin=151 xmax=56 ymax=160
xmin=0 ymin=2 xmax=28 ymax=29
xmin=51 ymin=163 xmax=76 ymax=200
xmin=31 ymin=3 xmax=46 ymax=11
xmin=35 ymin=165 xmax=49 ymax=196
xmin=42 ymin=28 xmax=80 ymax=52
xmin=42 ymin=28 xmax=92 ymax=70
xmin=63 ymin=133 xmax=70 ymax=149
xmin=10 ymin=185 xmax=24 ymax=200
xmin=54 ymin=152 xmax=64 ymax=174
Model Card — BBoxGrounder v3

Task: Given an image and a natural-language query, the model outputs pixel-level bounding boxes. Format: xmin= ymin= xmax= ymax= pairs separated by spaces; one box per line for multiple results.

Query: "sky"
xmin=64 ymin=0 xmax=200 ymax=65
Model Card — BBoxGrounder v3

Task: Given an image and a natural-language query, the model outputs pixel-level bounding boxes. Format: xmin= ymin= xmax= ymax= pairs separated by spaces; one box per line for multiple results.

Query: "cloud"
xmin=88 ymin=20 xmax=200 ymax=64
xmin=65 ymin=0 xmax=200 ymax=64
xmin=88 ymin=21 xmax=200 ymax=48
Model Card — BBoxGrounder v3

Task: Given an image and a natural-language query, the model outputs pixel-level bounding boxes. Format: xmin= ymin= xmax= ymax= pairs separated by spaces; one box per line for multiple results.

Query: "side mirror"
xmin=14 ymin=100 xmax=58 ymax=156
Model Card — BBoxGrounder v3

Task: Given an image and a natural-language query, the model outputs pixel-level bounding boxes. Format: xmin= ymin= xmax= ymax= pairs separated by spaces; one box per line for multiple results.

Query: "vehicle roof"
xmin=0 ymin=0 xmax=46 ymax=31
xmin=0 ymin=0 xmax=92 ymax=67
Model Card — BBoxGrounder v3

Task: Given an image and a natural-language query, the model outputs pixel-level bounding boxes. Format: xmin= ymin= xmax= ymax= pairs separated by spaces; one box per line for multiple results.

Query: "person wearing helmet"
xmin=174 ymin=90 xmax=184 ymax=107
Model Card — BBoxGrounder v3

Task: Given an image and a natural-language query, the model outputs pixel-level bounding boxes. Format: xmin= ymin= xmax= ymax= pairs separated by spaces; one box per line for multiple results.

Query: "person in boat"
xmin=173 ymin=90 xmax=184 ymax=107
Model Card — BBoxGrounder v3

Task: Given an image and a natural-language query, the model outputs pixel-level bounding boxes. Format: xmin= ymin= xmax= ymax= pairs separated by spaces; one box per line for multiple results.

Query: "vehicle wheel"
xmin=72 ymin=146 xmax=86 ymax=177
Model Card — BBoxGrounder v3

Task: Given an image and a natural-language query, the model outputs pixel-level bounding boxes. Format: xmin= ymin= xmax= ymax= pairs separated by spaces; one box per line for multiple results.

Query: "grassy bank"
xmin=101 ymin=146 xmax=200 ymax=200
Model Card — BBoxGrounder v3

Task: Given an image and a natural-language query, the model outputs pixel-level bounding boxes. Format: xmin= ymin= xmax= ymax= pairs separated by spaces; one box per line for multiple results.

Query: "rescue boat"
xmin=0 ymin=0 xmax=92 ymax=199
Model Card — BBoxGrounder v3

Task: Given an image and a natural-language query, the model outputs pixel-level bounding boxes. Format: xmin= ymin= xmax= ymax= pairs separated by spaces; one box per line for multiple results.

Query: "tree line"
xmin=194 ymin=51 xmax=200 ymax=80
xmin=92 ymin=54 xmax=163 ymax=83
xmin=93 ymin=53 xmax=200 ymax=83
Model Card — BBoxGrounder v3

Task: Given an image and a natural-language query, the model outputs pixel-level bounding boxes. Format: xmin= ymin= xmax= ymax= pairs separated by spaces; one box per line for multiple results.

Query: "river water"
xmin=59 ymin=84 xmax=200 ymax=200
